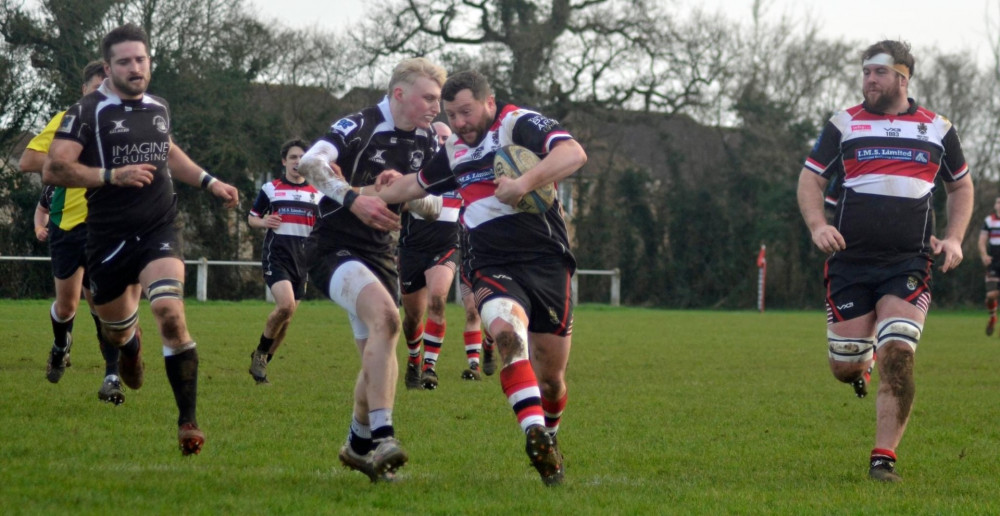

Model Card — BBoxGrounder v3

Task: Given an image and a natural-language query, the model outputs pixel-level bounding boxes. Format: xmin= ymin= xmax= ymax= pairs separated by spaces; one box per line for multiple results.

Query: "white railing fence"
xmin=2 ymin=256 xmax=621 ymax=305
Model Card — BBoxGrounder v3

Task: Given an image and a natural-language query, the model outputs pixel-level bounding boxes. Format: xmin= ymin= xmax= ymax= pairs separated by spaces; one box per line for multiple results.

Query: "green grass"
xmin=2 ymin=300 xmax=999 ymax=514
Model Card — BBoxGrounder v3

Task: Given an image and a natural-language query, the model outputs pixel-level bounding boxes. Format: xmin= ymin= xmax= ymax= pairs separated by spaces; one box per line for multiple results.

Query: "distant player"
xmin=19 ymin=60 xmax=138 ymax=405
xmin=978 ymin=196 xmax=1000 ymax=335
xmin=376 ymin=70 xmax=587 ymax=486
xmin=247 ymin=139 xmax=321 ymax=384
xmin=398 ymin=185 xmax=467 ymax=389
xmin=43 ymin=24 xmax=240 ymax=455
xmin=797 ymin=40 xmax=972 ymax=482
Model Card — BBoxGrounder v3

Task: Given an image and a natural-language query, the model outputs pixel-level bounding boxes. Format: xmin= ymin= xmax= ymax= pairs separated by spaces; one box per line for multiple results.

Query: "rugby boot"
xmin=339 ymin=443 xmax=378 ymax=481
xmin=525 ymin=424 xmax=564 ymax=486
xmin=249 ymin=349 xmax=269 ymax=384
xmin=97 ymin=376 xmax=125 ymax=406
xmin=461 ymin=362 xmax=482 ymax=381
xmin=45 ymin=334 xmax=72 ymax=384
xmin=420 ymin=367 xmax=439 ymax=390
xmin=404 ymin=362 xmax=421 ymax=390
xmin=869 ymin=456 xmax=901 ymax=482
xmin=370 ymin=437 xmax=408 ymax=482
xmin=178 ymin=422 xmax=205 ymax=456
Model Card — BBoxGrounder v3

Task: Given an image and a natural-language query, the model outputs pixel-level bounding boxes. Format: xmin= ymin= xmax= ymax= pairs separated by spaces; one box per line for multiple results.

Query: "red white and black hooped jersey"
xmin=982 ymin=213 xmax=1000 ymax=259
xmin=250 ymin=176 xmax=321 ymax=252
xmin=308 ymin=97 xmax=438 ymax=256
xmin=54 ymin=80 xmax=175 ymax=243
xmin=417 ymin=102 xmax=576 ymax=271
xmin=398 ymin=190 xmax=462 ymax=253
xmin=804 ymin=99 xmax=969 ymax=263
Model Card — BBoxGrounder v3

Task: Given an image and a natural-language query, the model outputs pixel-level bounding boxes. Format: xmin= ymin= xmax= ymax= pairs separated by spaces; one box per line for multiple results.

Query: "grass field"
xmin=2 ymin=299 xmax=999 ymax=514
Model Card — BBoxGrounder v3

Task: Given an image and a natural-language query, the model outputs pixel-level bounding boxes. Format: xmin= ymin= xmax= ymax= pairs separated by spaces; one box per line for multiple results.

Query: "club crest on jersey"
xmin=906 ymin=276 xmax=918 ymax=291
xmin=153 ymin=115 xmax=169 ymax=134
xmin=409 ymin=150 xmax=424 ymax=171
xmin=333 ymin=118 xmax=357 ymax=136
xmin=917 ymin=123 xmax=927 ymax=135
xmin=109 ymin=120 xmax=130 ymax=134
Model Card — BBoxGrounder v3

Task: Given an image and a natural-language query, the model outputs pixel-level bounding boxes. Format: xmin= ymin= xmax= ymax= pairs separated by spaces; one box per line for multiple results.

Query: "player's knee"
xmin=368 ymin=305 xmax=400 ymax=339
xmin=52 ymin=299 xmax=77 ymax=320
xmin=151 ymin=302 xmax=186 ymax=341
xmin=272 ymin=303 xmax=295 ymax=322
xmin=876 ymin=317 xmax=922 ymax=352
xmin=464 ymin=306 xmax=480 ymax=326
xmin=100 ymin=310 xmax=139 ymax=345
xmin=428 ymin=294 xmax=447 ymax=317
xmin=537 ymin=376 xmax=565 ymax=400
xmin=148 ymin=278 xmax=183 ymax=305
xmin=494 ymin=330 xmax=527 ymax=363
xmin=827 ymin=330 xmax=875 ymax=364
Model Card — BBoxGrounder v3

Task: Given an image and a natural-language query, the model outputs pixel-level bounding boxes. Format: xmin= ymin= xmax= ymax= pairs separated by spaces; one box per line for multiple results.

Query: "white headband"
xmin=863 ymin=53 xmax=910 ymax=78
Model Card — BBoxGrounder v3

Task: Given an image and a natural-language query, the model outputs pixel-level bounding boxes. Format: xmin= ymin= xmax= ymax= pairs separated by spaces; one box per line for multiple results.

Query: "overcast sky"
xmin=252 ymin=0 xmax=998 ymax=67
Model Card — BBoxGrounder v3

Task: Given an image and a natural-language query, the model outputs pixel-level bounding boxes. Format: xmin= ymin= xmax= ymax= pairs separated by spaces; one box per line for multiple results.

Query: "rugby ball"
xmin=493 ymin=145 xmax=557 ymax=214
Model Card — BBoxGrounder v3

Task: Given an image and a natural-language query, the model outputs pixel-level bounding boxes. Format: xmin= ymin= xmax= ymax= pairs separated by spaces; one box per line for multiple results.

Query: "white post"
xmin=610 ymin=268 xmax=621 ymax=307
xmin=197 ymin=257 xmax=208 ymax=302
xmin=571 ymin=274 xmax=579 ymax=307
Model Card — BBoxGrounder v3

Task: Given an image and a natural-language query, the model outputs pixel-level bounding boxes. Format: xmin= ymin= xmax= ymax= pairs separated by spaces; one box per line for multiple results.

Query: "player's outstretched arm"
xmin=167 ymin=139 xmax=238 ymax=208
xmin=44 ymin=139 xmax=155 ymax=188
xmin=377 ymin=173 xmax=428 ymax=205
xmin=300 ymin=141 xmax=400 ymax=231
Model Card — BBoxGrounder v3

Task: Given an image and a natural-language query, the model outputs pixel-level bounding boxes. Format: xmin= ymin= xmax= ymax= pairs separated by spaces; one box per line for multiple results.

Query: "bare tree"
xmin=354 ymin=0 xmax=730 ymax=115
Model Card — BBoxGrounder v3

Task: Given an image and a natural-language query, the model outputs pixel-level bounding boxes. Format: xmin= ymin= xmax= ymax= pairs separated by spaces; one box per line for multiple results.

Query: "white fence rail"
xmin=1 ymin=256 xmax=621 ymax=305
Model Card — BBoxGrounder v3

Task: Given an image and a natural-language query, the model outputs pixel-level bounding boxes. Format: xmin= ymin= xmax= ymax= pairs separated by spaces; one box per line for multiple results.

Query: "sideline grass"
xmin=1 ymin=300 xmax=998 ymax=514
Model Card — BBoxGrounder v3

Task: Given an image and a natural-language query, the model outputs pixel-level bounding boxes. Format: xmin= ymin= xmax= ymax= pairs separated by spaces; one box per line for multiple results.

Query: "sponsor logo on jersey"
xmin=159 ymin=242 xmax=172 ymax=251
xmin=855 ymin=147 xmax=930 ymax=164
xmin=837 ymin=302 xmax=854 ymax=310
xmin=455 ymin=148 xmax=468 ymax=158
xmin=370 ymin=149 xmax=387 ymax=165
xmin=57 ymin=115 xmax=76 ymax=134
xmin=851 ymin=124 xmax=872 ymax=132
xmin=111 ymin=141 xmax=170 ymax=166
xmin=884 ymin=126 xmax=901 ymax=137
xmin=492 ymin=273 xmax=512 ymax=281
xmin=109 ymin=120 xmax=130 ymax=134
xmin=333 ymin=118 xmax=357 ymax=136
xmin=457 ymin=168 xmax=495 ymax=187
xmin=529 ymin=115 xmax=558 ymax=132
xmin=153 ymin=115 xmax=169 ymax=133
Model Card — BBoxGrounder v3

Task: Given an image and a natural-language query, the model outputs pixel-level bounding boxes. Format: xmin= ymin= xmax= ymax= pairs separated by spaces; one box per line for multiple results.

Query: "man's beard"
xmin=112 ymin=73 xmax=148 ymax=96
xmin=865 ymin=81 xmax=902 ymax=113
